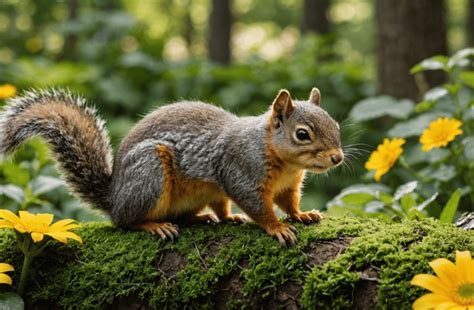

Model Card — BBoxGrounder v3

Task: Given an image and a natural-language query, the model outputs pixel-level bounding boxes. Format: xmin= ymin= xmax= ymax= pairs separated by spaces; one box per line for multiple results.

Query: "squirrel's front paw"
xmin=288 ymin=210 xmax=324 ymax=224
xmin=266 ymin=223 xmax=298 ymax=247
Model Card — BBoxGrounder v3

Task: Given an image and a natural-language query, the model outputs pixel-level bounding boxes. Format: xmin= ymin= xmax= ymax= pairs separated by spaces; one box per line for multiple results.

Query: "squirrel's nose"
xmin=331 ymin=153 xmax=343 ymax=165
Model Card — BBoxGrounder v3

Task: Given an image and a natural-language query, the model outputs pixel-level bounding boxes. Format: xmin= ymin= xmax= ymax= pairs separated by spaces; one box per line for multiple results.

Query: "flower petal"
xmin=412 ymin=293 xmax=454 ymax=310
xmin=455 ymin=250 xmax=472 ymax=283
xmin=0 ymin=263 xmax=14 ymax=273
xmin=31 ymin=232 xmax=44 ymax=243
xmin=0 ymin=219 xmax=14 ymax=229
xmin=48 ymin=219 xmax=75 ymax=230
xmin=19 ymin=211 xmax=38 ymax=231
xmin=429 ymin=258 xmax=459 ymax=290
xmin=0 ymin=210 xmax=20 ymax=225
xmin=48 ymin=219 xmax=79 ymax=232
xmin=46 ymin=231 xmax=82 ymax=244
xmin=35 ymin=213 xmax=54 ymax=227
xmin=0 ymin=273 xmax=12 ymax=285
xmin=411 ymin=274 xmax=452 ymax=297
xmin=14 ymin=224 xmax=27 ymax=233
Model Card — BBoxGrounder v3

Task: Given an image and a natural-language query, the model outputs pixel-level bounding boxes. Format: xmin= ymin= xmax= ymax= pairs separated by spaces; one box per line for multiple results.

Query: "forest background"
xmin=0 ymin=0 xmax=473 ymax=223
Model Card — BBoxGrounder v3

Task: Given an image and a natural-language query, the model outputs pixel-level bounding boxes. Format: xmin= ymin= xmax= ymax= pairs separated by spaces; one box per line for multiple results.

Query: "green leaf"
xmin=420 ymin=165 xmax=457 ymax=182
xmin=326 ymin=184 xmax=392 ymax=209
xmin=423 ymin=87 xmax=448 ymax=102
xmin=393 ymin=181 xmax=418 ymax=201
xmin=349 ymin=96 xmax=414 ymax=121
xmin=400 ymin=194 xmax=416 ymax=213
xmin=462 ymin=137 xmax=474 ymax=160
xmin=416 ymin=193 xmax=439 ymax=211
xmin=452 ymin=48 xmax=474 ymax=59
xmin=407 ymin=208 xmax=427 ymax=220
xmin=379 ymin=193 xmax=394 ymax=205
xmin=460 ymin=71 xmax=474 ymax=88
xmin=447 ymin=48 xmax=474 ymax=69
xmin=0 ymin=185 xmax=25 ymax=203
xmin=444 ymin=83 xmax=461 ymax=96
xmin=29 ymin=176 xmax=65 ymax=196
xmin=0 ymin=292 xmax=24 ymax=310
xmin=406 ymin=147 xmax=450 ymax=165
xmin=439 ymin=189 xmax=461 ymax=223
xmin=415 ymin=101 xmax=435 ymax=113
xmin=388 ymin=112 xmax=450 ymax=138
xmin=2 ymin=163 xmax=30 ymax=187
xmin=449 ymin=48 xmax=474 ymax=68
xmin=341 ymin=193 xmax=376 ymax=206
xmin=411 ymin=56 xmax=448 ymax=74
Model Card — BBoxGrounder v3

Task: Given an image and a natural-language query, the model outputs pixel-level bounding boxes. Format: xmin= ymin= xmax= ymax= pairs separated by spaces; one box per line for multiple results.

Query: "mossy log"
xmin=0 ymin=216 xmax=472 ymax=309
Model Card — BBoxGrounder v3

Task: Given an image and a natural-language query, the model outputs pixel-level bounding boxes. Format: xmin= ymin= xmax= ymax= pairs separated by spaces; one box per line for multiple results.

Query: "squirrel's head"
xmin=269 ymin=88 xmax=343 ymax=174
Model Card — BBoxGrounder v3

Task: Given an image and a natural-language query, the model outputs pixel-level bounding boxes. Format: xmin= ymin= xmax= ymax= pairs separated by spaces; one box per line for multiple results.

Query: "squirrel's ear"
xmin=308 ymin=87 xmax=321 ymax=106
xmin=272 ymin=89 xmax=294 ymax=127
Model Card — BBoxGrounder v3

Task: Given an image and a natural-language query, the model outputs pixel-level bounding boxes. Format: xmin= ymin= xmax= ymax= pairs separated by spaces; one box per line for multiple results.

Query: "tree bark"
xmin=4 ymin=218 xmax=471 ymax=309
xmin=58 ymin=0 xmax=78 ymax=60
xmin=468 ymin=0 xmax=474 ymax=47
xmin=301 ymin=0 xmax=331 ymax=34
xmin=183 ymin=7 xmax=194 ymax=53
xmin=375 ymin=0 xmax=447 ymax=100
xmin=208 ymin=0 xmax=232 ymax=64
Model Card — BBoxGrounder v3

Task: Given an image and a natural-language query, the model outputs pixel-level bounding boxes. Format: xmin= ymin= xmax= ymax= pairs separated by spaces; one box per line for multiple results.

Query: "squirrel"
xmin=0 ymin=87 xmax=343 ymax=246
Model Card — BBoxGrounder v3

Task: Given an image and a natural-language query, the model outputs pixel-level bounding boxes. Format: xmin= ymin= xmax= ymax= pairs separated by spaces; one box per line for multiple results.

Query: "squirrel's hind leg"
xmin=110 ymin=141 xmax=181 ymax=242
xmin=209 ymin=199 xmax=247 ymax=224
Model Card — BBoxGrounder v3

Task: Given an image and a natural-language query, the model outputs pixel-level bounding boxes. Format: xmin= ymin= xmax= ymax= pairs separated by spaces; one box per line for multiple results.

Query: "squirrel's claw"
xmin=267 ymin=223 xmax=298 ymax=247
xmin=222 ymin=214 xmax=248 ymax=224
xmin=135 ymin=222 xmax=180 ymax=242
xmin=288 ymin=210 xmax=324 ymax=224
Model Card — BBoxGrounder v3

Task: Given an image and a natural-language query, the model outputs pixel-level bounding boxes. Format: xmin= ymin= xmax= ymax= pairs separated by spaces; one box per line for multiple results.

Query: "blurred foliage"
xmin=0 ymin=138 xmax=106 ymax=221
xmin=328 ymin=48 xmax=474 ymax=222
xmin=0 ymin=34 xmax=371 ymax=217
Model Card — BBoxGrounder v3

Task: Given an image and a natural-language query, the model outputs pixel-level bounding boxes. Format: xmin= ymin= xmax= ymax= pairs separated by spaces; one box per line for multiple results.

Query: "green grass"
xmin=0 ymin=216 xmax=472 ymax=309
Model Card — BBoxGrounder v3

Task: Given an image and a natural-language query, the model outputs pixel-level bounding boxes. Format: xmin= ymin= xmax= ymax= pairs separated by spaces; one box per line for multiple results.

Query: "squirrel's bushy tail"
xmin=0 ymin=89 xmax=113 ymax=210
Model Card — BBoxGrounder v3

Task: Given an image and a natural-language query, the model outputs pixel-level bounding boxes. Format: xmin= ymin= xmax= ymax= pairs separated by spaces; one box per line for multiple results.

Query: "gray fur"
xmin=109 ymin=139 xmax=165 ymax=227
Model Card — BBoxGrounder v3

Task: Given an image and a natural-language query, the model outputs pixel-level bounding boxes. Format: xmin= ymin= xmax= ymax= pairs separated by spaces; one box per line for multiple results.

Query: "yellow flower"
xmin=365 ymin=138 xmax=406 ymax=181
xmin=411 ymin=250 xmax=474 ymax=309
xmin=0 ymin=210 xmax=82 ymax=244
xmin=420 ymin=118 xmax=463 ymax=152
xmin=0 ymin=84 xmax=17 ymax=99
xmin=0 ymin=263 xmax=14 ymax=285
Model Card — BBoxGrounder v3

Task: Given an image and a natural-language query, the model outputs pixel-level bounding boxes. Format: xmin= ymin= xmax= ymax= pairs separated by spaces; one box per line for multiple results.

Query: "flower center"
xmin=455 ymin=283 xmax=474 ymax=305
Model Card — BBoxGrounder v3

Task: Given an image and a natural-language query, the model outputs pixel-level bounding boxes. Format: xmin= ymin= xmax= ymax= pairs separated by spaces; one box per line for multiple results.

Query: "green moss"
xmin=0 ymin=217 xmax=472 ymax=309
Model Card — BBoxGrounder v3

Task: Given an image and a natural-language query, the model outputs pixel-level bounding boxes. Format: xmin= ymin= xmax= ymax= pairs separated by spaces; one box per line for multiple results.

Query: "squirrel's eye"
xmin=296 ymin=129 xmax=310 ymax=141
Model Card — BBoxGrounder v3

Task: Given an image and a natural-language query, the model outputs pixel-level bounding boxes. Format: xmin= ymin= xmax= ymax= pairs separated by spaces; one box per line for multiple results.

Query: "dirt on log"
xmin=0 ymin=216 xmax=472 ymax=309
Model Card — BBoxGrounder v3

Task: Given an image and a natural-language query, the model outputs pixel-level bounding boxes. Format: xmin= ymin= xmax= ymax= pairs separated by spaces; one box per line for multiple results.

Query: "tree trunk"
xmin=375 ymin=0 xmax=447 ymax=100
xmin=468 ymin=0 xmax=474 ymax=47
xmin=58 ymin=0 xmax=78 ymax=60
xmin=183 ymin=8 xmax=194 ymax=53
xmin=301 ymin=0 xmax=331 ymax=34
xmin=208 ymin=0 xmax=232 ymax=64
xmin=2 ymin=217 xmax=471 ymax=309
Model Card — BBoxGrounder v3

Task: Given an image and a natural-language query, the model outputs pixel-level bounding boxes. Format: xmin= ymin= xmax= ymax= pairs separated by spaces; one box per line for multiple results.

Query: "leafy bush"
xmin=328 ymin=48 xmax=474 ymax=222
